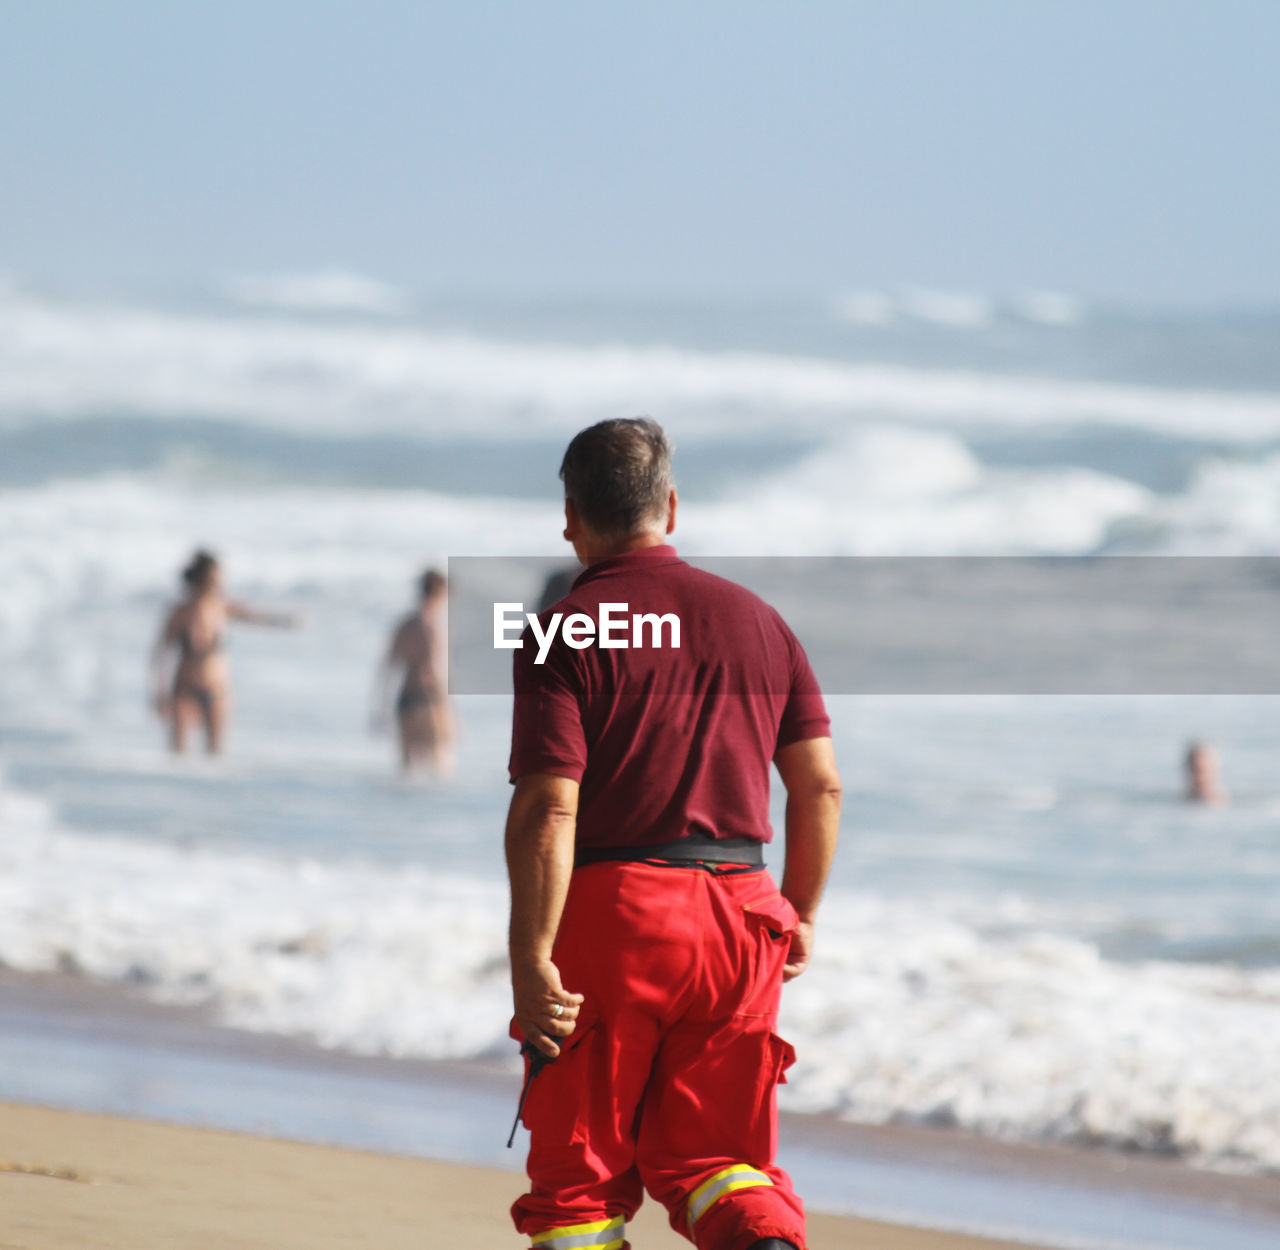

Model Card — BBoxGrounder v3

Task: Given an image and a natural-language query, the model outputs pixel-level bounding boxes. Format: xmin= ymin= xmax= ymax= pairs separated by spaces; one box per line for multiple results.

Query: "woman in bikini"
xmin=149 ymin=550 xmax=298 ymax=755
xmin=373 ymin=568 xmax=454 ymax=774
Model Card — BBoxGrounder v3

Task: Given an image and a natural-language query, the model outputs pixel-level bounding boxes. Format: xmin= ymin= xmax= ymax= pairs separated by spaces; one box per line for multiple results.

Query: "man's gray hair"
xmin=559 ymin=417 xmax=674 ymax=537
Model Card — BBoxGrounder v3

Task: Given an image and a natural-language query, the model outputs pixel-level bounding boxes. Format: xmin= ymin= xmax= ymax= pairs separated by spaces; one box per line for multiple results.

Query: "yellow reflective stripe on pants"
xmin=530 ymin=1214 xmax=626 ymax=1250
xmin=686 ymin=1163 xmax=774 ymax=1230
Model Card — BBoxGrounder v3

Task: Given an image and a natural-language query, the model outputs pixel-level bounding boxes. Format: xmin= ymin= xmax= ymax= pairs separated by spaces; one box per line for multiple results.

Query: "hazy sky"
xmin=2 ymin=1 xmax=1277 ymax=305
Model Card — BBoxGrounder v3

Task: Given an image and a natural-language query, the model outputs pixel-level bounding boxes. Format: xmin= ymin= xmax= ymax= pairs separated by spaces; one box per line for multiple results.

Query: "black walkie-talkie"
xmin=506 ymin=1040 xmax=556 ymax=1148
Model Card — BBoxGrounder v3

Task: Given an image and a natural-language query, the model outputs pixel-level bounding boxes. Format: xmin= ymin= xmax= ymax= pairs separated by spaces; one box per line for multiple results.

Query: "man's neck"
xmin=579 ymin=532 xmax=668 ymax=568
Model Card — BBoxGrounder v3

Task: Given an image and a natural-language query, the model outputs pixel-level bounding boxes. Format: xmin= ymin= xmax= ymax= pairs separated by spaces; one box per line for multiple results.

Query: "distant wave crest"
xmin=2 ymin=289 xmax=1278 ymax=442
xmin=222 ymin=270 xmax=413 ymax=316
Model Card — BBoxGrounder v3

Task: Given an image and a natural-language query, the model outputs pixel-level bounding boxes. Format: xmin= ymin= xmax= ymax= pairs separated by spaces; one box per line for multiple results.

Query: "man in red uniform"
xmin=506 ymin=417 xmax=841 ymax=1250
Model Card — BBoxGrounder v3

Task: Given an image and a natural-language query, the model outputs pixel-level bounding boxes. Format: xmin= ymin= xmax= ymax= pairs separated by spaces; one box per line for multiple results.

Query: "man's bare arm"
xmin=774 ymin=736 xmax=842 ymax=981
xmin=505 ymin=772 xmax=585 ymax=1058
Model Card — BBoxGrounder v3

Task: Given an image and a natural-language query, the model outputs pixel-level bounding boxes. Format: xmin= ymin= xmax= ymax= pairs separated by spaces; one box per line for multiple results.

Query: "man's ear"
xmin=564 ymin=498 xmax=580 ymax=543
xmin=666 ymin=489 xmax=678 ymax=535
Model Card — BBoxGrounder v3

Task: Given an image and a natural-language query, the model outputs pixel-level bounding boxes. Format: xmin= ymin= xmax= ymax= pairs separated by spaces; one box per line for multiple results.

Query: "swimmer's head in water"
xmin=1185 ymin=740 xmax=1218 ymax=773
xmin=559 ymin=416 xmax=674 ymax=539
xmin=419 ymin=568 xmax=447 ymax=602
xmin=1184 ymin=740 xmax=1226 ymax=803
xmin=182 ymin=550 xmax=220 ymax=594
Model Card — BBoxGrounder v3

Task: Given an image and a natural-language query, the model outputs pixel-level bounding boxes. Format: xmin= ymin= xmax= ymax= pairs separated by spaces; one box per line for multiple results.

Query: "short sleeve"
xmin=508 ymin=624 xmax=589 ymax=783
xmin=776 ymin=627 xmax=831 ymax=751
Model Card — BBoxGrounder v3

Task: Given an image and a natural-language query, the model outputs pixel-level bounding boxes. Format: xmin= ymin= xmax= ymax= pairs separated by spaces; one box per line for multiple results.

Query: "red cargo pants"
xmin=511 ymin=859 xmax=805 ymax=1250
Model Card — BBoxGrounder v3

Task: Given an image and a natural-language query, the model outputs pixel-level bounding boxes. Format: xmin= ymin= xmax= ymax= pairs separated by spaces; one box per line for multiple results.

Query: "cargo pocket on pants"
xmin=739 ymin=893 xmax=799 ymax=1016
xmin=769 ymin=1031 xmax=796 ymax=1085
xmin=743 ymin=1030 xmax=797 ymax=1164
xmin=521 ymin=1013 xmax=600 ymax=1145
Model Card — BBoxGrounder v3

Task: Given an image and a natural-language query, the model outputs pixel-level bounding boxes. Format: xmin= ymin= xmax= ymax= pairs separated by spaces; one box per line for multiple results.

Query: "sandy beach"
xmin=4 ymin=970 xmax=1280 ymax=1250
xmin=1 ymin=1101 xmax=1051 ymax=1250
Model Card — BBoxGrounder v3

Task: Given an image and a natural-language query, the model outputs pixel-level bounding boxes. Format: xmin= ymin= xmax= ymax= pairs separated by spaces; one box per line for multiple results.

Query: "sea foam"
xmin=1 ymin=770 xmax=1276 ymax=1173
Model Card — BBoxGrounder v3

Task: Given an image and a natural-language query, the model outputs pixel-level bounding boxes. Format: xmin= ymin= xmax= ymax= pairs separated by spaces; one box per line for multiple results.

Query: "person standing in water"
xmin=1185 ymin=740 xmax=1228 ymax=805
xmin=374 ymin=569 xmax=454 ymax=775
xmin=149 ymin=550 xmax=298 ymax=755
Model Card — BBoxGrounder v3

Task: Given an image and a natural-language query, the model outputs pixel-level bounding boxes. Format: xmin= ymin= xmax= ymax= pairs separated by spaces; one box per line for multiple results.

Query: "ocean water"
xmin=2 ymin=277 xmax=1280 ymax=1175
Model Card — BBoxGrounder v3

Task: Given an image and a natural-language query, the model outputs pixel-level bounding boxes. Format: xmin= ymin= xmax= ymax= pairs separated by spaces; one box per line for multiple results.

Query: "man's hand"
xmin=774 ymin=736 xmax=840 ymax=985
xmin=506 ymin=773 xmax=582 ymax=1060
xmin=512 ymin=957 xmax=585 ymax=1059
xmin=782 ymin=920 xmax=814 ymax=982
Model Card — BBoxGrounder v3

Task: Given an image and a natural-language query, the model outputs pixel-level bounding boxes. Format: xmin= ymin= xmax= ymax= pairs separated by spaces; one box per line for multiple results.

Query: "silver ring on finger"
xmin=550 ymin=1002 xmax=564 ymax=1019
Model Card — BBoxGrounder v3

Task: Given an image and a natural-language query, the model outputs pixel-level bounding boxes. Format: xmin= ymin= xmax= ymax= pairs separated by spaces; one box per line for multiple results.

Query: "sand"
xmin=0 ymin=1101 xmax=1045 ymax=1250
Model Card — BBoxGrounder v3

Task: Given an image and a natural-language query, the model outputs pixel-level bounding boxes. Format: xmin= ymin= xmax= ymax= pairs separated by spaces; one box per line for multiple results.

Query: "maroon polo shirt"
xmin=508 ymin=545 xmax=830 ymax=848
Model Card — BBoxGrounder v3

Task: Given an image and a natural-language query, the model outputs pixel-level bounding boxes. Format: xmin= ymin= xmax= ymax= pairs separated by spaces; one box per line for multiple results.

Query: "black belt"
xmin=575 ymin=834 xmax=763 ymax=869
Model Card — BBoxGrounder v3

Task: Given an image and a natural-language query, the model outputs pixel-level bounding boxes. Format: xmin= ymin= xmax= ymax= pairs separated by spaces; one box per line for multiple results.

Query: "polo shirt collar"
xmin=574 ymin=544 xmax=682 ymax=586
